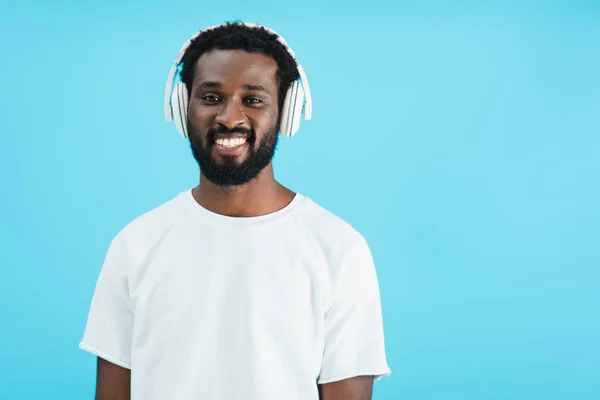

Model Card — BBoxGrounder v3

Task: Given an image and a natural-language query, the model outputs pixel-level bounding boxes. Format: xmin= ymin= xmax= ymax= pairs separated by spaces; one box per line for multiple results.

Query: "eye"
xmin=201 ymin=94 xmax=220 ymax=102
xmin=244 ymin=97 xmax=263 ymax=105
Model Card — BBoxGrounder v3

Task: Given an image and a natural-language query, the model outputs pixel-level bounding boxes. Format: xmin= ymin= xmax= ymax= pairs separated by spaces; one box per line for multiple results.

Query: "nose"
xmin=214 ymin=98 xmax=247 ymax=130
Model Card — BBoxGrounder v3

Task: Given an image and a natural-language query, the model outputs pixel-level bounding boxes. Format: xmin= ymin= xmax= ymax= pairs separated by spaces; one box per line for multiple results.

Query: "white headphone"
xmin=164 ymin=22 xmax=312 ymax=138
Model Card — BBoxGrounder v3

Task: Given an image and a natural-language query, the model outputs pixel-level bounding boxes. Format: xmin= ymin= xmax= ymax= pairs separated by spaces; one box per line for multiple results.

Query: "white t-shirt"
xmin=79 ymin=189 xmax=391 ymax=399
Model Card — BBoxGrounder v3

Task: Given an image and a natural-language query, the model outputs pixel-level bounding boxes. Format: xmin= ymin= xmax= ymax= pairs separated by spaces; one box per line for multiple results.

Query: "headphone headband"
xmin=164 ymin=22 xmax=310 ymax=122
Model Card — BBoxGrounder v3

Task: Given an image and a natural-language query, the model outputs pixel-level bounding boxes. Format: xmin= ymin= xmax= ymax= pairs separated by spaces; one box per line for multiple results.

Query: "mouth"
xmin=212 ymin=136 xmax=250 ymax=157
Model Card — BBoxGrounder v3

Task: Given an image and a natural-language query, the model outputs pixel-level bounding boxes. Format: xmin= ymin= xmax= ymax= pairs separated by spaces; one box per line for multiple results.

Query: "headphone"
xmin=164 ymin=22 xmax=312 ymax=138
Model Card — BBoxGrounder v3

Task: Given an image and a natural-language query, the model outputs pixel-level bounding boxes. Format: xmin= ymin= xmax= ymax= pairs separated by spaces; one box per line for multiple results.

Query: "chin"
xmin=212 ymin=152 xmax=249 ymax=164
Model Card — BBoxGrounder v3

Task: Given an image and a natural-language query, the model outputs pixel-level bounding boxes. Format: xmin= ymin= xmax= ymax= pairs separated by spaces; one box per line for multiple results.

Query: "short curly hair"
xmin=179 ymin=22 xmax=300 ymax=112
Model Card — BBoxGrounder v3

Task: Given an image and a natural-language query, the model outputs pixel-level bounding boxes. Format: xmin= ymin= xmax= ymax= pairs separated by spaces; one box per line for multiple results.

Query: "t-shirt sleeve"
xmin=78 ymin=233 xmax=134 ymax=369
xmin=318 ymin=235 xmax=392 ymax=384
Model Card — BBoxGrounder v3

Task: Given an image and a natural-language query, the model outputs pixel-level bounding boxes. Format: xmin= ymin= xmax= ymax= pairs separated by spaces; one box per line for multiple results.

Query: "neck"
xmin=192 ymin=164 xmax=296 ymax=218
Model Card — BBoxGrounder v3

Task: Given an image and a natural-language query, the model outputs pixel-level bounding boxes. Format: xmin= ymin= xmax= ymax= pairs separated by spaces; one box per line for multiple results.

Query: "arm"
xmin=317 ymin=235 xmax=391 ymax=394
xmin=79 ymin=234 xmax=135 ymax=399
xmin=319 ymin=375 xmax=374 ymax=400
xmin=95 ymin=357 xmax=131 ymax=400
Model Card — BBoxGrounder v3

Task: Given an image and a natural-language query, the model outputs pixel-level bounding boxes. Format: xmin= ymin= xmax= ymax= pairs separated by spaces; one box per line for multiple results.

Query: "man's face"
xmin=186 ymin=50 xmax=280 ymax=187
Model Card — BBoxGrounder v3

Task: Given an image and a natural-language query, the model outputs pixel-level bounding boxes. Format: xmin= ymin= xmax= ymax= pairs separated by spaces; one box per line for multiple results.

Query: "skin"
xmin=95 ymin=358 xmax=130 ymax=399
xmin=319 ymin=376 xmax=375 ymax=400
xmin=95 ymin=49 xmax=375 ymax=400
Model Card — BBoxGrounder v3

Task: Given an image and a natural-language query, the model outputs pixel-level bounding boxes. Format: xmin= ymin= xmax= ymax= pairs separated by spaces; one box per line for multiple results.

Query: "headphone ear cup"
xmin=279 ymin=80 xmax=304 ymax=137
xmin=171 ymin=82 xmax=189 ymax=138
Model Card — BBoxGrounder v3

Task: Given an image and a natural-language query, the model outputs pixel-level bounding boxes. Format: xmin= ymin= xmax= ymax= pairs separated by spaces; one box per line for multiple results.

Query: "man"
xmin=79 ymin=22 xmax=391 ymax=400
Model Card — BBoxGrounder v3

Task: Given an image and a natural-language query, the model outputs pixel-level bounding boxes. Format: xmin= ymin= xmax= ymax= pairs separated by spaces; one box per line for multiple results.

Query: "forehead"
xmin=192 ymin=50 xmax=278 ymax=90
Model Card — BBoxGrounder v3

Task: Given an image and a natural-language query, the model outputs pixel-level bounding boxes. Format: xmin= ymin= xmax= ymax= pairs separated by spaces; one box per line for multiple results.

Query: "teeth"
xmin=215 ymin=138 xmax=247 ymax=148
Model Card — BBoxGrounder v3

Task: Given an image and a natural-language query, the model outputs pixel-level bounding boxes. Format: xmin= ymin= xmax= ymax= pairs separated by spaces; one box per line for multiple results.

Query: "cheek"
xmin=187 ymin=101 xmax=211 ymax=125
xmin=187 ymin=107 xmax=214 ymax=140
xmin=253 ymin=108 xmax=279 ymax=135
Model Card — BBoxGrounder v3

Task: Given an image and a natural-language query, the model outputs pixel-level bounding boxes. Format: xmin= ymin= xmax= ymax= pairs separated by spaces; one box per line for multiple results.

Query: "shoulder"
xmin=293 ymin=196 xmax=373 ymax=272
xmin=111 ymin=190 xmax=188 ymax=256
xmin=295 ymin=196 xmax=365 ymax=243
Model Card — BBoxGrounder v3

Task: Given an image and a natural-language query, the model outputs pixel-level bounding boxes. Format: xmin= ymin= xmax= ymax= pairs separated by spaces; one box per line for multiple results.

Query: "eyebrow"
xmin=197 ymin=81 xmax=268 ymax=92
xmin=243 ymin=84 xmax=267 ymax=92
xmin=198 ymin=81 xmax=222 ymax=89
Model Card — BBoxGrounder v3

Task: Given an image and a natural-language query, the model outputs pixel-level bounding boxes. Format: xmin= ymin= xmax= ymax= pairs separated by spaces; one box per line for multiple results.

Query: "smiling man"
xmin=79 ymin=22 xmax=391 ymax=400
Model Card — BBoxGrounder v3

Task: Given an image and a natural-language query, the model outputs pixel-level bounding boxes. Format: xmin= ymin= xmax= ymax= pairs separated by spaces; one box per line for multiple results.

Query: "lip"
xmin=212 ymin=133 xmax=250 ymax=140
xmin=212 ymin=139 xmax=249 ymax=157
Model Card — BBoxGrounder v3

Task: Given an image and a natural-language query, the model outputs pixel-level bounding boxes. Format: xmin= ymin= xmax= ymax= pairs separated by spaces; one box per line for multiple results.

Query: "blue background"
xmin=1 ymin=1 xmax=599 ymax=399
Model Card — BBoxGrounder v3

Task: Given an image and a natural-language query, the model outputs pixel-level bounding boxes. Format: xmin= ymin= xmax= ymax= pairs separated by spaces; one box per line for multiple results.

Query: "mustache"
xmin=207 ymin=125 xmax=254 ymax=140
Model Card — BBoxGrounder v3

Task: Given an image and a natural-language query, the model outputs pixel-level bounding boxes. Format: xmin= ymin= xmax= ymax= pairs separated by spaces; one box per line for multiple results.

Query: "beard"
xmin=187 ymin=120 xmax=279 ymax=187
